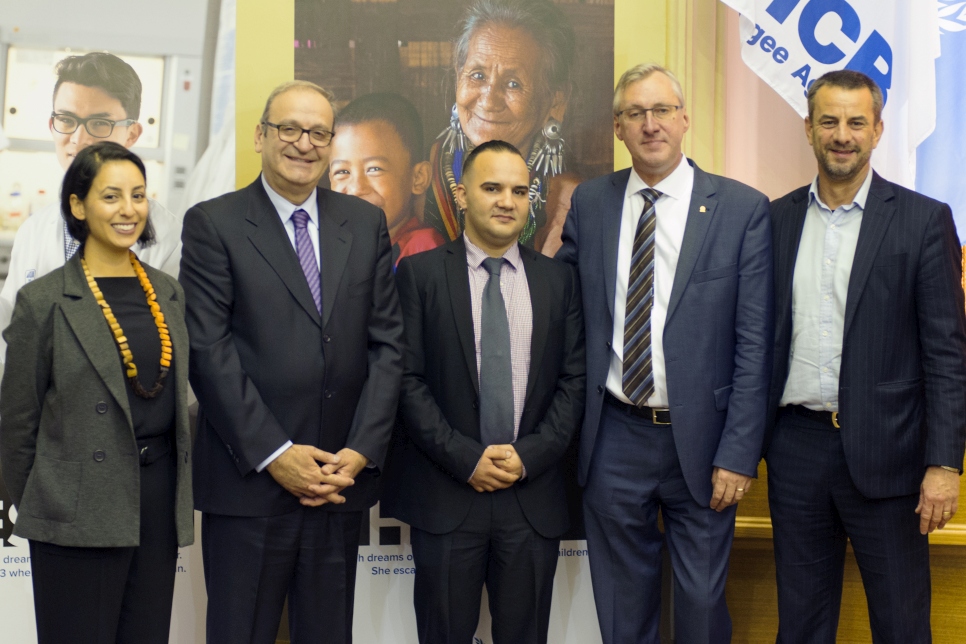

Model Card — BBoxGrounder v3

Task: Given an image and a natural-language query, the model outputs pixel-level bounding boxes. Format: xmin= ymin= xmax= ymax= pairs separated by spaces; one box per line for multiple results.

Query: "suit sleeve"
xmin=713 ymin=194 xmax=774 ymax=476
xmin=916 ymin=203 xmax=966 ymax=469
xmin=555 ymin=186 xmax=580 ymax=265
xmin=179 ymin=204 xmax=291 ymax=475
xmin=343 ymin=212 xmax=404 ymax=470
xmin=513 ymin=264 xmax=586 ymax=480
xmin=396 ymin=257 xmax=486 ymax=482
xmin=0 ymin=293 xmax=51 ymax=506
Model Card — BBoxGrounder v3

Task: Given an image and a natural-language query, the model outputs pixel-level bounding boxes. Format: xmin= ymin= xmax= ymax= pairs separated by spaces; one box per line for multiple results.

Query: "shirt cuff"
xmin=256 ymin=441 xmax=293 ymax=473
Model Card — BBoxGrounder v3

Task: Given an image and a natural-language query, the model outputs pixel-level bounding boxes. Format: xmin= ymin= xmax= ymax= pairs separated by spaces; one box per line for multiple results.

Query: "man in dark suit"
xmin=180 ymin=80 xmax=403 ymax=644
xmin=382 ymin=140 xmax=585 ymax=644
xmin=557 ymin=63 xmax=774 ymax=643
xmin=767 ymin=70 xmax=966 ymax=643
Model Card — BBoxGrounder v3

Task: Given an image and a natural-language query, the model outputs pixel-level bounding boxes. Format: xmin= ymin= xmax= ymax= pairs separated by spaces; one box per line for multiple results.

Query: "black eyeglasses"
xmin=262 ymin=121 xmax=334 ymax=147
xmin=50 ymin=112 xmax=137 ymax=138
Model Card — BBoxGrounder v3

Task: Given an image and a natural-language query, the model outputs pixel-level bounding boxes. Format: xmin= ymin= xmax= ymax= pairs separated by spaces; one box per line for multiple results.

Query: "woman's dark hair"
xmin=61 ymin=141 xmax=155 ymax=247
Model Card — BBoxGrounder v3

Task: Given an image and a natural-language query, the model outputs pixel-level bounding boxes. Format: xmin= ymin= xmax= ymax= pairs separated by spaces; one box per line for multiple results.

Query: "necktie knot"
xmin=482 ymin=257 xmax=505 ymax=277
xmin=291 ymin=209 xmax=310 ymax=230
xmin=640 ymin=188 xmax=662 ymax=206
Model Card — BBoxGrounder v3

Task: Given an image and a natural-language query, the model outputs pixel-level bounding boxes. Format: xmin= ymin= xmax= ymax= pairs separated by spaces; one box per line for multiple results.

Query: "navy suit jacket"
xmin=381 ymin=238 xmax=586 ymax=538
xmin=557 ymin=160 xmax=774 ymax=506
xmin=768 ymin=173 xmax=966 ymax=499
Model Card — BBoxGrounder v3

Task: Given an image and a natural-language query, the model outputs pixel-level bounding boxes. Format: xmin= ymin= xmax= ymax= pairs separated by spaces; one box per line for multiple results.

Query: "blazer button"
xmin=597 ymin=385 xmax=604 ymax=394
xmin=323 ymin=335 xmax=331 ymax=343
xmin=606 ymin=341 xmax=612 ymax=349
xmin=325 ymin=390 xmax=333 ymax=399
xmin=472 ymin=401 xmax=479 ymax=410
xmin=93 ymin=450 xmax=106 ymax=462
xmin=95 ymin=401 xmax=108 ymax=414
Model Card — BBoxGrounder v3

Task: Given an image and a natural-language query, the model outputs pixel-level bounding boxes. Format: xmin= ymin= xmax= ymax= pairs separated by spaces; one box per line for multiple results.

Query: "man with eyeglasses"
xmin=179 ymin=80 xmax=403 ymax=644
xmin=557 ymin=63 xmax=774 ymax=643
xmin=0 ymin=52 xmax=181 ymax=363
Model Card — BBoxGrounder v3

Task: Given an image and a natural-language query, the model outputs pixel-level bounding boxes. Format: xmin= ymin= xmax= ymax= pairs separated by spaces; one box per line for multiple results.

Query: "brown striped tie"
xmin=623 ymin=188 xmax=662 ymax=407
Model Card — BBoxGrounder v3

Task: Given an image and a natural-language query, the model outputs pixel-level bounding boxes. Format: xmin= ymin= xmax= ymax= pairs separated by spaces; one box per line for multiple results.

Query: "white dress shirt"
xmin=261 ymin=174 xmax=320 ymax=269
xmin=256 ymin=175 xmax=320 ymax=471
xmin=780 ymin=170 xmax=872 ymax=411
xmin=607 ymin=155 xmax=694 ymax=408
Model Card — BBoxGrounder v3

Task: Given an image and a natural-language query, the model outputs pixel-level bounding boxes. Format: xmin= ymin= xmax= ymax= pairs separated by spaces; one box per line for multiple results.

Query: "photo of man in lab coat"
xmin=0 ymin=51 xmax=182 ymax=364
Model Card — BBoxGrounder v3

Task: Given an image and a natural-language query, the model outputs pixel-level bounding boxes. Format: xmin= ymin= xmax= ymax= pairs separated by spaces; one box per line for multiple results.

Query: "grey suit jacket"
xmin=0 ymin=254 xmax=193 ymax=548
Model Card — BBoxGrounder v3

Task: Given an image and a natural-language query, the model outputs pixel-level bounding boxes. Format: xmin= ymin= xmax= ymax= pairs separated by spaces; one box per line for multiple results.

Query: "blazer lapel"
xmin=245 ymin=178 xmax=322 ymax=327
xmin=317 ymin=190 xmax=352 ymax=330
xmin=444 ymin=238 xmax=480 ymax=394
xmin=58 ymin=258 xmax=133 ymax=429
xmin=775 ymin=189 xmax=809 ymax=338
xmin=843 ymin=173 xmax=896 ymax=339
xmin=602 ymin=169 xmax=631 ymax=320
xmin=666 ymin=162 xmax=717 ymax=325
xmin=153 ymin=272 xmax=189 ymax=416
xmin=520 ymin=248 xmax=549 ymax=404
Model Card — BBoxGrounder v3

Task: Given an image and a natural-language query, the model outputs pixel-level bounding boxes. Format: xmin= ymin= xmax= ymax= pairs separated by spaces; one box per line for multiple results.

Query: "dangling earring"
xmin=530 ymin=117 xmax=566 ymax=178
xmin=439 ymin=104 xmax=470 ymax=156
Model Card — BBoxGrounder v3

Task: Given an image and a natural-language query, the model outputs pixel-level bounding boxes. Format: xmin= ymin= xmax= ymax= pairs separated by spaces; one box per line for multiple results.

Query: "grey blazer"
xmin=0 ymin=253 xmax=193 ymax=548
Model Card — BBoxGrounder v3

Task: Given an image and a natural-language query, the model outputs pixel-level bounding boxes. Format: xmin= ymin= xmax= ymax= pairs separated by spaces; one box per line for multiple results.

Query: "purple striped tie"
xmin=291 ymin=209 xmax=322 ymax=314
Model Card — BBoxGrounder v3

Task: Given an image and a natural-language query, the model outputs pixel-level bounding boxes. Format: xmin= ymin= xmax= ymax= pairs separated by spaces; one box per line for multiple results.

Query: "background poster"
xmin=292 ymin=0 xmax=613 ymax=642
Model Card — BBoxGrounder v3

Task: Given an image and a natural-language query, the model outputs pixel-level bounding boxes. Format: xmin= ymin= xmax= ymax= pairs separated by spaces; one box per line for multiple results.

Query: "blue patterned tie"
xmin=623 ymin=188 xmax=662 ymax=407
xmin=291 ymin=209 xmax=321 ymax=314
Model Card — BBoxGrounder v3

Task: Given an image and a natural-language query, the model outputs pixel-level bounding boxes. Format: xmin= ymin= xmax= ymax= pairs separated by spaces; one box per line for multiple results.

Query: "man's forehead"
xmin=268 ymin=90 xmax=332 ymax=124
xmin=53 ymin=82 xmax=125 ymax=115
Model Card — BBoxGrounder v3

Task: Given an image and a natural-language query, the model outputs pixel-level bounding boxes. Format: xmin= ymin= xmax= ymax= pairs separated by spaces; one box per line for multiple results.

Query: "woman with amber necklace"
xmin=0 ymin=141 xmax=193 ymax=644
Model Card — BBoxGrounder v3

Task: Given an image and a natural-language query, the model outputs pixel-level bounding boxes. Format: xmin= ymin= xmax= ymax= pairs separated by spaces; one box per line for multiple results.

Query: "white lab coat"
xmin=0 ymin=198 xmax=182 ymax=363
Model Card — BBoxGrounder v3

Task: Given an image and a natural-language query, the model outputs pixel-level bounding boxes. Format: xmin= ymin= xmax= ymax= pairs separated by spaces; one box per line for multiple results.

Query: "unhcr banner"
xmin=720 ymin=0 xmax=940 ymax=188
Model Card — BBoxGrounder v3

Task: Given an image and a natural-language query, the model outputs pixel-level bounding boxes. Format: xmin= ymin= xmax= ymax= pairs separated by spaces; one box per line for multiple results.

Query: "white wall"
xmin=0 ymin=0 xmax=207 ymax=56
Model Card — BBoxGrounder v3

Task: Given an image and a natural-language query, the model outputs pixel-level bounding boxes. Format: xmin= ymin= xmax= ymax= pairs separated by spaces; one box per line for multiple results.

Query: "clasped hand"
xmin=266 ymin=444 xmax=370 ymax=506
xmin=469 ymin=444 xmax=523 ymax=492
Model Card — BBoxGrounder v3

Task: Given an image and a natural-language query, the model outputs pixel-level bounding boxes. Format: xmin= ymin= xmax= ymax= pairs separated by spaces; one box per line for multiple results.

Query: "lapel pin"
xmin=699 ymin=205 xmax=707 ymax=213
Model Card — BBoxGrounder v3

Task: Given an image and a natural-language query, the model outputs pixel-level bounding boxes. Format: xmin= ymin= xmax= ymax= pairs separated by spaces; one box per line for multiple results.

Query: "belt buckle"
xmin=831 ymin=411 xmax=840 ymax=429
xmin=651 ymin=408 xmax=671 ymax=425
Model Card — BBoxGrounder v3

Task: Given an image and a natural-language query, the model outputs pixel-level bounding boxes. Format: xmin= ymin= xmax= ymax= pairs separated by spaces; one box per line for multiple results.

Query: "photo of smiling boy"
xmin=329 ymin=93 xmax=444 ymax=268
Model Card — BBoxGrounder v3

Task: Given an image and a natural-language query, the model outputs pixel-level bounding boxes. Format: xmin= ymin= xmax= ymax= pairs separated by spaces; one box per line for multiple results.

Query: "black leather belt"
xmin=605 ymin=393 xmax=671 ymax=424
xmin=785 ymin=404 xmax=840 ymax=429
xmin=137 ymin=434 xmax=172 ymax=466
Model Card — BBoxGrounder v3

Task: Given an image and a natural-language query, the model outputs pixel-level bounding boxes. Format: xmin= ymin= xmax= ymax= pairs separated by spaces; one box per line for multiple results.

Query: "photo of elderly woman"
xmin=294 ymin=0 xmax=614 ymax=256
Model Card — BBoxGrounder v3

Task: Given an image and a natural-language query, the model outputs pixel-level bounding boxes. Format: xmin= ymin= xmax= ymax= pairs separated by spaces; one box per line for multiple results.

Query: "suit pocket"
xmin=347 ymin=275 xmax=374 ymax=299
xmin=714 ymin=384 xmax=733 ymax=411
xmin=693 ymin=263 xmax=738 ymax=283
xmin=21 ymin=455 xmax=82 ymax=523
xmin=873 ymin=253 xmax=907 ymax=268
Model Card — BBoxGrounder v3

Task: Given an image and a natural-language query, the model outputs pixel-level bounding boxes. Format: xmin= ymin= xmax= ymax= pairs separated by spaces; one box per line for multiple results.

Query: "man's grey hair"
xmin=260 ymin=80 xmax=335 ymax=128
xmin=613 ymin=63 xmax=685 ymax=115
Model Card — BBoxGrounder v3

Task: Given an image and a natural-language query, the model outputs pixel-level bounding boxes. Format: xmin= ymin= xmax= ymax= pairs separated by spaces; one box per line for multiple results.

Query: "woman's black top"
xmin=97 ymin=277 xmax=175 ymax=439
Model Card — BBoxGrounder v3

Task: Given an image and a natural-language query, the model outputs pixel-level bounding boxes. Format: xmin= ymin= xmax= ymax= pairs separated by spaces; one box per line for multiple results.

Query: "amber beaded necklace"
xmin=81 ymin=250 xmax=172 ymax=399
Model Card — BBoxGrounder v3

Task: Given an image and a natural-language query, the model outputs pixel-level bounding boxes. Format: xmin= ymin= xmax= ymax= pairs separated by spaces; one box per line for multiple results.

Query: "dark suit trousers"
xmin=584 ymin=402 xmax=736 ymax=644
xmin=29 ymin=449 xmax=178 ymax=644
xmin=410 ymin=487 xmax=559 ymax=644
xmin=202 ymin=507 xmax=362 ymax=644
xmin=767 ymin=410 xmax=931 ymax=644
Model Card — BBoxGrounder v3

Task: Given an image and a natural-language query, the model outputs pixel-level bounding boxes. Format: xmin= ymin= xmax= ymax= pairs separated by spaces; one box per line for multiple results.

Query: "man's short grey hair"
xmin=454 ymin=0 xmax=576 ymax=100
xmin=613 ymin=63 xmax=685 ymax=115
xmin=260 ymin=80 xmax=335 ymax=128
